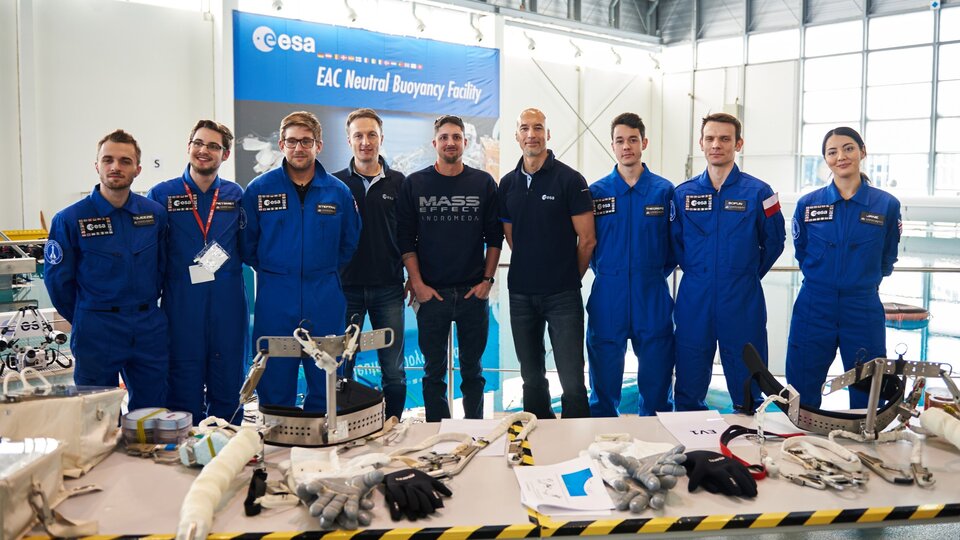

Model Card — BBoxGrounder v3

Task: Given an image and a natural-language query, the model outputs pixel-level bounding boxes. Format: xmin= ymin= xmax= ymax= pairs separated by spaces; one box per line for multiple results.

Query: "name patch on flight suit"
xmin=78 ymin=217 xmax=113 ymax=237
xmin=167 ymin=194 xmax=197 ymax=212
xmin=724 ymin=200 xmax=747 ymax=212
xmin=258 ymin=193 xmax=287 ymax=212
xmin=132 ymin=213 xmax=156 ymax=227
xmin=860 ymin=211 xmax=885 ymax=226
xmin=215 ymin=200 xmax=238 ymax=211
xmin=685 ymin=194 xmax=712 ymax=211
xmin=317 ymin=203 xmax=338 ymax=215
xmin=804 ymin=204 xmax=834 ymax=223
xmin=593 ymin=197 xmax=616 ymax=216
xmin=645 ymin=205 xmax=665 ymax=217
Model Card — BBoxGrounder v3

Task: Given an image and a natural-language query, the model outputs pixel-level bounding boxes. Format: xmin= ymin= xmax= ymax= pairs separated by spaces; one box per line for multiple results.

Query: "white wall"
xmin=4 ymin=0 xmax=214 ymax=230
xmin=0 ymin=1 xmax=23 ymax=230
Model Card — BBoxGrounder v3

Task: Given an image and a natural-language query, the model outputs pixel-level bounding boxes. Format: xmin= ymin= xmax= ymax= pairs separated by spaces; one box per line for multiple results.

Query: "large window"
xmin=799 ymin=9 xmax=960 ymax=196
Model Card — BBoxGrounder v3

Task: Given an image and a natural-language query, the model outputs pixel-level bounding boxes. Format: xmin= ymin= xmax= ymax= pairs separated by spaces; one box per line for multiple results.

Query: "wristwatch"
xmin=482 ymin=276 xmax=495 ymax=284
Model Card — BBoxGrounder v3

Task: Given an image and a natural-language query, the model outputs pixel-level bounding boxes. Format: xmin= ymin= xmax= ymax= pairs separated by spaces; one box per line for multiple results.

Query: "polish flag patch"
xmin=763 ymin=192 xmax=781 ymax=218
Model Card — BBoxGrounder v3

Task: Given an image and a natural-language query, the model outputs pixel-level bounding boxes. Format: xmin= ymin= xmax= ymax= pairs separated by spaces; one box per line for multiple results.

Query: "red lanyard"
xmin=182 ymin=182 xmax=219 ymax=244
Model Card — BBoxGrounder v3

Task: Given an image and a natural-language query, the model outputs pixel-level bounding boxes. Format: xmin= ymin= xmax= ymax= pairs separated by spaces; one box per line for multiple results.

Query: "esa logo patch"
xmin=685 ymin=194 xmax=712 ymax=212
xmin=44 ymin=240 xmax=63 ymax=265
xmin=78 ymin=217 xmax=113 ymax=237
xmin=167 ymin=194 xmax=197 ymax=212
xmin=258 ymin=193 xmax=287 ymax=212
xmin=593 ymin=197 xmax=616 ymax=216
xmin=804 ymin=204 xmax=834 ymax=223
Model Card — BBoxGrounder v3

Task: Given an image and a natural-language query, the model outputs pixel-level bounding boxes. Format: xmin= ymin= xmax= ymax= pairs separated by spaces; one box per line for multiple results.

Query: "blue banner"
xmin=234 ymin=11 xmax=503 ymax=409
xmin=234 ymin=11 xmax=499 ymax=118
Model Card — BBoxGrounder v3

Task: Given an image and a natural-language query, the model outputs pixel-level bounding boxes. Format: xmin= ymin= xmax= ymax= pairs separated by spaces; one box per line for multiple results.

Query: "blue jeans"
xmin=416 ymin=287 xmax=488 ymax=422
xmin=509 ymin=289 xmax=590 ymax=419
xmin=343 ymin=284 xmax=407 ymax=420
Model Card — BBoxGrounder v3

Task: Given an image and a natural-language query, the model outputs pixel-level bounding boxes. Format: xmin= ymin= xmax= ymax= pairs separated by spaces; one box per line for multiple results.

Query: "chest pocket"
xmin=850 ymin=218 xmax=885 ymax=251
xmin=133 ymin=236 xmax=160 ymax=293
xmin=304 ymin=203 xmax=341 ymax=270
xmin=720 ymin=202 xmax=759 ymax=272
xmin=78 ymin=237 xmax=121 ymax=276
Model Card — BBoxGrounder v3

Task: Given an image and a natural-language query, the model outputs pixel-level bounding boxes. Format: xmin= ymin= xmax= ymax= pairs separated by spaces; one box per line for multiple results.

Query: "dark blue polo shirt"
xmin=334 ymin=157 xmax=405 ymax=287
xmin=499 ymin=150 xmax=593 ymax=294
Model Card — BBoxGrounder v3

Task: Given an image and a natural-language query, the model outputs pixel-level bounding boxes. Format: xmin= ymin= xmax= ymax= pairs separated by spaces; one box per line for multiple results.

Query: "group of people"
xmin=43 ymin=106 xmax=901 ymax=425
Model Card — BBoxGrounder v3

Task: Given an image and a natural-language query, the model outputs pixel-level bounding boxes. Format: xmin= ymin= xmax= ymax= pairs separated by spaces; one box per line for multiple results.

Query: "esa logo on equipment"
xmin=252 ymin=26 xmax=316 ymax=53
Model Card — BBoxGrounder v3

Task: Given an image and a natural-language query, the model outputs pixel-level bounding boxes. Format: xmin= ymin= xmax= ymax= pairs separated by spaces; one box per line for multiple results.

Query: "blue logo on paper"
xmin=44 ymin=240 xmax=63 ymax=265
xmin=560 ymin=468 xmax=594 ymax=497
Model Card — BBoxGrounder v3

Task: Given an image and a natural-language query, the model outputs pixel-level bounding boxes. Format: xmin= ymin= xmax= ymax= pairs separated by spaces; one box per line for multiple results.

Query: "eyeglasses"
xmin=282 ymin=137 xmax=317 ymax=149
xmin=189 ymin=140 xmax=225 ymax=152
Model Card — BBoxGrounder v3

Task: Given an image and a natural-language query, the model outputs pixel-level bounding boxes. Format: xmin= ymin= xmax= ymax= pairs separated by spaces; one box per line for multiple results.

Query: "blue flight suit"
xmin=146 ymin=166 xmax=247 ymax=423
xmin=587 ymin=164 xmax=676 ymax=417
xmin=785 ymin=179 xmax=900 ymax=409
xmin=670 ymin=165 xmax=785 ymax=412
xmin=44 ymin=185 xmax=169 ymax=411
xmin=240 ymin=159 xmax=361 ymax=411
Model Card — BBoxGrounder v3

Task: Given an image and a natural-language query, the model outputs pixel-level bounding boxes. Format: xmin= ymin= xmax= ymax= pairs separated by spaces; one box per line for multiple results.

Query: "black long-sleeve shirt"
xmin=397 ymin=164 xmax=503 ymax=288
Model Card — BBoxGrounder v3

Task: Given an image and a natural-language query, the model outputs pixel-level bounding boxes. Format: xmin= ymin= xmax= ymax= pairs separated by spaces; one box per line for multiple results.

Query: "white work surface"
xmin=43 ymin=415 xmax=960 ymax=538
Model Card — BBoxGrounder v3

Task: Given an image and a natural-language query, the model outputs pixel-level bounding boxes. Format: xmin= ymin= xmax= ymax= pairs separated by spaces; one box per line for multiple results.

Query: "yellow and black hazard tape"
xmin=532 ymin=502 xmax=960 ymax=536
xmin=27 ymin=502 xmax=959 ymax=540
xmin=507 ymin=420 xmax=535 ymax=467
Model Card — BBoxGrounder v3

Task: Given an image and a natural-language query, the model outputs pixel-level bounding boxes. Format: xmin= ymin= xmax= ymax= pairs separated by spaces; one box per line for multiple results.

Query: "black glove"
xmin=682 ymin=450 xmax=757 ymax=497
xmin=382 ymin=468 xmax=452 ymax=521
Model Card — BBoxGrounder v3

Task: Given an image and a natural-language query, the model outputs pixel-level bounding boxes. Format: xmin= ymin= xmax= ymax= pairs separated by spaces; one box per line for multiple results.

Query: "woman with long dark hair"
xmin=785 ymin=126 xmax=901 ymax=409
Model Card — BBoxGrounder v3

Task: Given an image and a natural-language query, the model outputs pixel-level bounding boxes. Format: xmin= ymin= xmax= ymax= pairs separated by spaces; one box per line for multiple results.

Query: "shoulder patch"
xmin=44 ymin=240 xmax=63 ymax=265
xmin=669 ymin=200 xmax=676 ymax=222
xmin=593 ymin=197 xmax=616 ymax=216
xmin=792 ymin=217 xmax=800 ymax=240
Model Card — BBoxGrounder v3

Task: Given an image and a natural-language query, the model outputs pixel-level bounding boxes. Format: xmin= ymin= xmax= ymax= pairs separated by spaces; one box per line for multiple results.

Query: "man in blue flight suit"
xmin=147 ymin=120 xmax=246 ymax=423
xmin=587 ymin=113 xmax=676 ymax=417
xmin=44 ymin=129 xmax=169 ymax=410
xmin=671 ymin=113 xmax=785 ymax=413
xmin=241 ymin=111 xmax=361 ymax=411
xmin=333 ymin=108 xmax=408 ymax=421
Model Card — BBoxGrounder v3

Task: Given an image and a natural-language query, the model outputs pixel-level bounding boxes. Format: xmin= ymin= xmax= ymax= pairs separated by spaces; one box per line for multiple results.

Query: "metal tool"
xmin=855 ymin=451 xmax=913 ymax=485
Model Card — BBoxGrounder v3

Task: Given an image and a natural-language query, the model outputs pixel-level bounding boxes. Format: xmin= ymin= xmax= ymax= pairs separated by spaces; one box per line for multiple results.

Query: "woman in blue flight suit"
xmin=785 ymin=127 xmax=901 ymax=409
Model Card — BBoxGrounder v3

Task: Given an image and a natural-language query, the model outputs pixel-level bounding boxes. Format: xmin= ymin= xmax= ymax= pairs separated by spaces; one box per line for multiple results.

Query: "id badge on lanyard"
xmin=183 ymin=182 xmax=230 ymax=284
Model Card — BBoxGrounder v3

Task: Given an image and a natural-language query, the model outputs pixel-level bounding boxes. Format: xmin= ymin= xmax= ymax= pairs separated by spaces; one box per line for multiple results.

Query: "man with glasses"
xmin=44 ymin=129 xmax=169 ymax=410
xmin=498 ymin=108 xmax=594 ymax=419
xmin=397 ymin=115 xmax=502 ymax=421
xmin=241 ymin=111 xmax=361 ymax=411
xmin=147 ymin=120 xmax=246 ymax=423
xmin=333 ymin=108 xmax=408 ymax=420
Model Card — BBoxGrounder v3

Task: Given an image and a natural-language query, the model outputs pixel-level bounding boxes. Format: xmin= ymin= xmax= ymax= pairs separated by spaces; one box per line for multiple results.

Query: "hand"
xmin=382 ymin=468 xmax=452 ymax=521
xmin=296 ymin=470 xmax=384 ymax=529
xmin=411 ymin=281 xmax=443 ymax=304
xmin=463 ymin=280 xmax=492 ymax=300
xmin=682 ymin=450 xmax=757 ymax=497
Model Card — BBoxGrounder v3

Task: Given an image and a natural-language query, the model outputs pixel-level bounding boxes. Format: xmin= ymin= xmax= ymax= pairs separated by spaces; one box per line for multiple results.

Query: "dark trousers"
xmin=509 ymin=289 xmax=590 ymax=419
xmin=343 ymin=284 xmax=407 ymax=420
xmin=416 ymin=287 xmax=488 ymax=422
